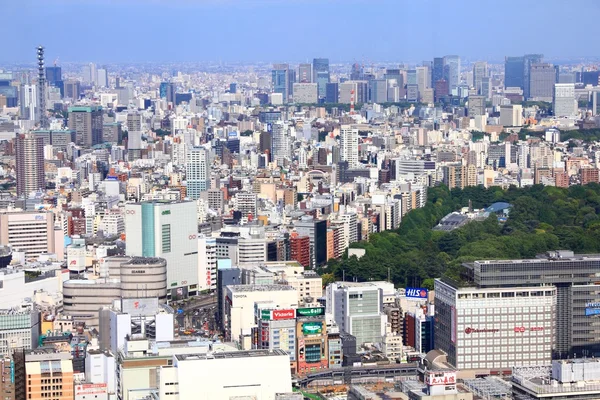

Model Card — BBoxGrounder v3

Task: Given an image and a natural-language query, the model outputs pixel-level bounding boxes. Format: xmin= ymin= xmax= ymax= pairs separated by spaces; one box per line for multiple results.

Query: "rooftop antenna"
xmin=36 ymin=46 xmax=49 ymax=129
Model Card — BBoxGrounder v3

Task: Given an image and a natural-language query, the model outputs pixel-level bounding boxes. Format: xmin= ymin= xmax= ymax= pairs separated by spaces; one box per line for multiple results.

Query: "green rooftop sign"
xmin=297 ymin=307 xmax=324 ymax=317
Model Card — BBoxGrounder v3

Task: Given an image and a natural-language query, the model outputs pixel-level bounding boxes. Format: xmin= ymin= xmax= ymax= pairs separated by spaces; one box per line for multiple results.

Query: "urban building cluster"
xmin=1 ymin=48 xmax=600 ymax=399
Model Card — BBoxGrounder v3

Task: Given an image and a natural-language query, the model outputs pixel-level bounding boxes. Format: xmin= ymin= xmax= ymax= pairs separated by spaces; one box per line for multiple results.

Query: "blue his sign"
xmin=406 ymin=288 xmax=428 ymax=300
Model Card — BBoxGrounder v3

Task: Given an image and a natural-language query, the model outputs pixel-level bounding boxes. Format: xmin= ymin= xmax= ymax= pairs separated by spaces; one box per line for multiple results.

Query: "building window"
xmin=162 ymin=224 xmax=171 ymax=253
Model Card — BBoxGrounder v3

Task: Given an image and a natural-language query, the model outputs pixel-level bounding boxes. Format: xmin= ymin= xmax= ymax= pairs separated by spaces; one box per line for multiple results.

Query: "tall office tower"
xmin=293 ymin=83 xmax=318 ymax=103
xmin=45 ymin=66 xmax=61 ymax=85
xmin=127 ymin=111 xmax=143 ymax=161
xmin=369 ymin=79 xmax=387 ymax=103
xmin=127 ymin=111 xmax=142 ymax=131
xmin=67 ymin=105 xmax=103 ymax=146
xmin=340 ymin=125 xmax=359 ymax=168
xmin=553 ymin=83 xmax=577 ymax=117
xmin=326 ymin=82 xmax=339 ymax=103
xmin=271 ymin=64 xmax=289 ymax=104
xmin=406 ymin=69 xmax=417 ymax=85
xmin=295 ymin=217 xmax=328 ymax=268
xmin=500 ymin=104 xmax=523 ymax=127
xmin=287 ymin=69 xmax=296 ymax=102
xmin=480 ymin=76 xmax=491 ymax=99
xmin=63 ymin=80 xmax=80 ymax=100
xmin=96 ymin=68 xmax=108 ymax=88
xmin=473 ymin=61 xmax=488 ymax=94
xmin=186 ymin=146 xmax=210 ymax=200
xmin=83 ymin=62 xmax=97 ymax=84
xmin=159 ymin=81 xmax=176 ymax=104
xmin=443 ymin=55 xmax=460 ymax=90
xmin=432 ymin=57 xmax=445 ymax=86
xmin=15 ymin=133 xmax=45 ymax=196
xmin=504 ymin=56 xmax=525 ymax=89
xmin=416 ymin=66 xmax=430 ymax=95
xmin=313 ymin=58 xmax=330 ymax=99
xmin=523 ymin=53 xmax=544 ymax=99
xmin=350 ymin=63 xmax=362 ymax=80
xmin=271 ymin=121 xmax=291 ymax=166
xmin=125 ymin=201 xmax=199 ymax=298
xmin=298 ymin=63 xmax=312 ymax=83
xmin=20 ymin=84 xmax=37 ymax=120
xmin=529 ymin=63 xmax=555 ymax=101
xmin=467 ymin=95 xmax=486 ymax=116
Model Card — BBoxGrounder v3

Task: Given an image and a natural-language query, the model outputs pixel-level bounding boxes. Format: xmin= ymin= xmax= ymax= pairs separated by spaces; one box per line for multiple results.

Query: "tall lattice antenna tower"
xmin=36 ymin=46 xmax=49 ymax=129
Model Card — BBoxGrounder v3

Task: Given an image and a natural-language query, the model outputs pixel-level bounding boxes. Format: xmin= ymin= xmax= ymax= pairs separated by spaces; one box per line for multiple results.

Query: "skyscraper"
xmin=67 ymin=105 xmax=103 ymax=146
xmin=504 ymin=56 xmax=525 ymax=89
xmin=271 ymin=64 xmax=289 ymax=104
xmin=523 ymin=53 xmax=544 ymax=99
xmin=340 ymin=125 xmax=359 ymax=168
xmin=416 ymin=66 xmax=430 ymax=95
xmin=472 ymin=61 xmax=488 ymax=95
xmin=529 ymin=63 xmax=556 ymax=101
xmin=45 ymin=66 xmax=61 ymax=85
xmin=326 ymin=83 xmax=339 ymax=103
xmin=313 ymin=58 xmax=330 ymax=99
xmin=19 ymin=85 xmax=37 ymax=121
xmin=298 ymin=63 xmax=312 ymax=83
xmin=160 ymin=81 xmax=176 ymax=104
xmin=186 ymin=146 xmax=210 ymax=200
xmin=432 ymin=57 xmax=445 ymax=86
xmin=271 ymin=121 xmax=291 ymax=166
xmin=97 ymin=68 xmax=108 ymax=88
xmin=443 ymin=55 xmax=460 ymax=90
xmin=15 ymin=133 xmax=45 ymax=196
xmin=553 ymin=83 xmax=577 ymax=117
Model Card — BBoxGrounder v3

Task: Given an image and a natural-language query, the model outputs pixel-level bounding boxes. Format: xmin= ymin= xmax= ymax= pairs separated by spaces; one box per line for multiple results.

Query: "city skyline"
xmin=2 ymin=0 xmax=600 ymax=64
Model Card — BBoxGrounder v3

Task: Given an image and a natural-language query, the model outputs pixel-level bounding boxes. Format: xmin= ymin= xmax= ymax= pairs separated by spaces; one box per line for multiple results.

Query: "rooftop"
xmin=228 ymin=284 xmax=295 ymax=292
xmin=175 ymin=349 xmax=287 ymax=361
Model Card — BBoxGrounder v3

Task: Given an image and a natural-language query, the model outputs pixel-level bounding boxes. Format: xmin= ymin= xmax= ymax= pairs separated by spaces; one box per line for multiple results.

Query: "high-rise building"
xmin=15 ymin=134 xmax=45 ymax=196
xmin=340 ymin=125 xmax=359 ymax=168
xmin=313 ymin=58 xmax=330 ymax=99
xmin=505 ymin=56 xmax=525 ymax=89
xmin=19 ymin=85 xmax=37 ymax=121
xmin=500 ymin=104 xmax=523 ymax=127
xmin=271 ymin=64 xmax=289 ymax=104
xmin=0 ymin=211 xmax=55 ymax=258
xmin=96 ymin=68 xmax=108 ymax=88
xmin=292 ymin=83 xmax=318 ymax=104
xmin=45 ymin=66 xmax=61 ymax=85
xmin=523 ymin=53 xmax=544 ymax=99
xmin=416 ymin=66 xmax=431 ymax=95
xmin=125 ymin=201 xmax=199 ymax=298
xmin=298 ymin=63 xmax=312 ymax=83
xmin=63 ymin=80 xmax=80 ymax=100
xmin=294 ymin=217 xmax=327 ymax=268
xmin=159 ymin=81 xmax=176 ymax=104
xmin=325 ymin=82 xmax=339 ymax=103
xmin=369 ymin=79 xmax=387 ymax=104
xmin=467 ymin=95 xmax=486 ymax=117
xmin=553 ymin=83 xmax=577 ymax=117
xmin=473 ymin=61 xmax=488 ymax=95
xmin=67 ymin=105 xmax=103 ymax=146
xmin=432 ymin=57 xmax=444 ymax=87
xmin=271 ymin=121 xmax=291 ymax=166
xmin=529 ymin=63 xmax=555 ymax=101
xmin=443 ymin=55 xmax=460 ymax=90
xmin=186 ymin=147 xmax=210 ymax=200
xmin=326 ymin=282 xmax=388 ymax=351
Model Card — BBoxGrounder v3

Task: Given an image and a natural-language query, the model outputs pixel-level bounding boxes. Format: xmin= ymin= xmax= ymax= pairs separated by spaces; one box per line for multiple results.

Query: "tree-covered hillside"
xmin=319 ymin=184 xmax=600 ymax=289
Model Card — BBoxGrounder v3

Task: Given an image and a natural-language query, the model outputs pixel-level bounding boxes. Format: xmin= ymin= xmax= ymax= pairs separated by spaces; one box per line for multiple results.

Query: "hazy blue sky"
xmin=2 ymin=0 xmax=599 ymax=64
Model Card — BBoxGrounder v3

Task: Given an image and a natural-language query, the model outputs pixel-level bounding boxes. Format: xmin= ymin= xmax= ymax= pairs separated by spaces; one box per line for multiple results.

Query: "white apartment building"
xmin=340 ymin=125 xmax=359 ymax=168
